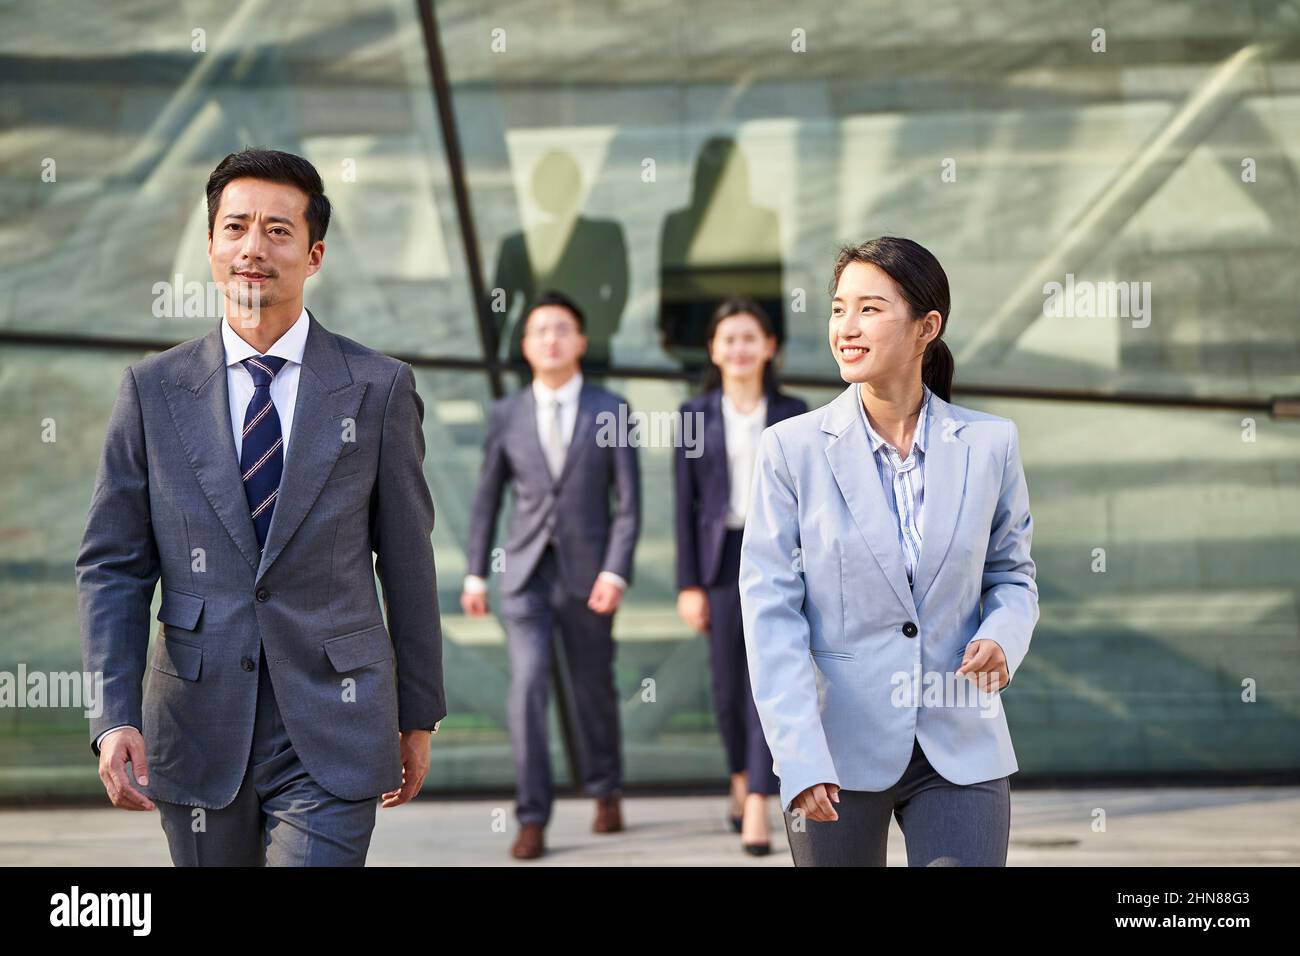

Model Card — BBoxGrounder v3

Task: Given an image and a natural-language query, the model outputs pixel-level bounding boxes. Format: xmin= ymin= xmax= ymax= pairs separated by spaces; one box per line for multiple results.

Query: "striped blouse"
xmin=856 ymin=383 xmax=932 ymax=587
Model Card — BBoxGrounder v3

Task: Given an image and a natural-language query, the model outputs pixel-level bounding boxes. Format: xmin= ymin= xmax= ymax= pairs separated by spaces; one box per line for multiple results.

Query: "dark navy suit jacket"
xmin=466 ymin=382 xmax=641 ymax=599
xmin=674 ymin=387 xmax=808 ymax=591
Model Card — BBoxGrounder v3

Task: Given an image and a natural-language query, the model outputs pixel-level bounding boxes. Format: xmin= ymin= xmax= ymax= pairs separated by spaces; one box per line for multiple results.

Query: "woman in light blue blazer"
xmin=738 ymin=236 xmax=1039 ymax=866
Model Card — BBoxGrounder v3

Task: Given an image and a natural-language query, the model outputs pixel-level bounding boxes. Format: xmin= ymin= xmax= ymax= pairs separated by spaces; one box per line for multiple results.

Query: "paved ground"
xmin=2 ymin=787 xmax=1298 ymax=865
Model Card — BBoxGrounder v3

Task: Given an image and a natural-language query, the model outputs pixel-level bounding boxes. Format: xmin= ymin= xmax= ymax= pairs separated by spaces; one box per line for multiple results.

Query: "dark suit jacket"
xmin=674 ymin=387 xmax=808 ymax=590
xmin=465 ymin=381 xmax=641 ymax=598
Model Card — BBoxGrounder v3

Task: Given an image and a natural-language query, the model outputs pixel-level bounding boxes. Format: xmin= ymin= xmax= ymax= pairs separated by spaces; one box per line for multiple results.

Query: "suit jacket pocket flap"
xmin=158 ymin=587 xmax=204 ymax=631
xmin=323 ymin=624 xmax=393 ymax=672
xmin=154 ymin=636 xmax=202 ymax=681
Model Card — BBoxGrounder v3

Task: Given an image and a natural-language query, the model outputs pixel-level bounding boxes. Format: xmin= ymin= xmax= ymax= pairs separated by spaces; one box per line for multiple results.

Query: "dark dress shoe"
xmin=593 ymin=794 xmax=624 ymax=833
xmin=511 ymin=823 xmax=545 ymax=860
xmin=729 ymin=815 xmax=743 ymax=833
xmin=743 ymin=842 xmax=772 ymax=857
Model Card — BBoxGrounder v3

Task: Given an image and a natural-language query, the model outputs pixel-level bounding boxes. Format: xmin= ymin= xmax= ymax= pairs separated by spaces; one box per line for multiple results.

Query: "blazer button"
xmin=902 ymin=622 xmax=918 ymax=638
xmin=241 ymin=657 xmax=255 ymax=672
xmin=255 ymin=587 xmax=270 ymax=603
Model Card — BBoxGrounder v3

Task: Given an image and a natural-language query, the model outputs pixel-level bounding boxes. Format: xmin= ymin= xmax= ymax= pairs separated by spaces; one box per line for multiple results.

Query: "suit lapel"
xmin=764 ymin=393 xmax=782 ymax=427
xmin=705 ymin=388 xmax=779 ymax=500
xmin=823 ymin=385 xmax=916 ymax=614
xmin=162 ymin=322 xmax=262 ymax=572
xmin=520 ymin=387 xmax=553 ymax=482
xmin=704 ymin=389 xmax=728 ymax=500
xmin=257 ymin=312 xmax=368 ymax=582
xmin=823 ymin=384 xmax=972 ymax=612
xmin=908 ymin=391 xmax=970 ymax=607
xmin=555 ymin=383 xmax=598 ymax=487
xmin=162 ymin=314 xmax=368 ymax=581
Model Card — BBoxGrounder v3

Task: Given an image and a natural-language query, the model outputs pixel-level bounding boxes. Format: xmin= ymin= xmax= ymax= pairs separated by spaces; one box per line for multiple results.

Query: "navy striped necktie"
xmin=239 ymin=354 xmax=289 ymax=552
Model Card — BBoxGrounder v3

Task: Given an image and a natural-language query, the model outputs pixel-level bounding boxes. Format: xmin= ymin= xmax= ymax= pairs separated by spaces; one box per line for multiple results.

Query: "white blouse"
xmin=721 ymin=393 xmax=767 ymax=529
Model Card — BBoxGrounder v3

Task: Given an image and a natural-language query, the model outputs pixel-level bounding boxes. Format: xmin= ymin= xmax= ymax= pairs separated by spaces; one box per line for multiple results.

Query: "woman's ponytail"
xmin=922 ymin=338 xmax=954 ymax=403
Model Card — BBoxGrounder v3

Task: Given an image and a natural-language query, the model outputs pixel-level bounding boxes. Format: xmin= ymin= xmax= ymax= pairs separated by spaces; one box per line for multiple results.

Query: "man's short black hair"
xmin=524 ymin=289 xmax=586 ymax=334
xmin=206 ymin=147 xmax=331 ymax=247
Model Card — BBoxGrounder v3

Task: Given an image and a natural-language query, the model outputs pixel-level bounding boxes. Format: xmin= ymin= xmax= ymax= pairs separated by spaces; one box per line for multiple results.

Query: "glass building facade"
xmin=2 ymin=0 xmax=1298 ymax=799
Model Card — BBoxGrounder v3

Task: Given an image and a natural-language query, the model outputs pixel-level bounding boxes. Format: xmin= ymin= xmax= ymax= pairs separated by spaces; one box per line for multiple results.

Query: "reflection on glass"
xmin=658 ymin=137 xmax=783 ymax=370
xmin=490 ymin=150 xmax=629 ymax=373
xmin=0 ymin=0 xmax=479 ymax=359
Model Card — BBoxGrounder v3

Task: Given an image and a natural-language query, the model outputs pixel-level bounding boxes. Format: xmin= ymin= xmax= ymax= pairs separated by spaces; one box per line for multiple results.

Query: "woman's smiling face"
xmin=829 ymin=260 xmax=937 ymax=385
xmin=708 ymin=312 xmax=776 ymax=382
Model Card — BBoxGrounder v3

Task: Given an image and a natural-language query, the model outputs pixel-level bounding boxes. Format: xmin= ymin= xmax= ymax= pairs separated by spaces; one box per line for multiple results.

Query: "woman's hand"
xmin=676 ymin=587 xmax=710 ymax=633
xmin=460 ymin=590 xmax=489 ymax=617
xmin=958 ymin=639 xmax=1009 ymax=692
xmin=793 ymin=782 xmax=841 ymax=823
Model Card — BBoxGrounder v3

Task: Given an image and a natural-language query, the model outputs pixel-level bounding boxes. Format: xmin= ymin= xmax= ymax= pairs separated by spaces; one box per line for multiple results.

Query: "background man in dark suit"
xmin=461 ymin=291 xmax=641 ymax=860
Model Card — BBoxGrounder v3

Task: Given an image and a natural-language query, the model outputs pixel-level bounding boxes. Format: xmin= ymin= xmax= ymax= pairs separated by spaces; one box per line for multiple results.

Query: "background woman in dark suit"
xmin=673 ymin=298 xmax=808 ymax=855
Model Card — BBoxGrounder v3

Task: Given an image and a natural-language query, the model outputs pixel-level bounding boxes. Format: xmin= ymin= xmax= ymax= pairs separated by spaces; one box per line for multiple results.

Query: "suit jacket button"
xmin=255 ymin=587 xmax=270 ymax=602
xmin=241 ymin=657 xmax=255 ymax=672
xmin=902 ymin=621 xmax=918 ymax=637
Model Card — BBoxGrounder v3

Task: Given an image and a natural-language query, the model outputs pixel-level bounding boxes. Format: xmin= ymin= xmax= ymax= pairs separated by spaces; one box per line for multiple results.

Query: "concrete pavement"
xmin=1 ymin=786 xmax=1298 ymax=865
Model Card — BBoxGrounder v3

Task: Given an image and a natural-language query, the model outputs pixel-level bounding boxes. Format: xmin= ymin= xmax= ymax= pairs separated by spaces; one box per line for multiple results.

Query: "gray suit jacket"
xmin=76 ymin=313 xmax=446 ymax=807
xmin=465 ymin=382 xmax=641 ymax=598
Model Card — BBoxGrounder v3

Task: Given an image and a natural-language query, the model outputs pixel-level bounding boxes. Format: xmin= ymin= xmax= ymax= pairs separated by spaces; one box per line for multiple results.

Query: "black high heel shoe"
xmin=729 ymin=815 xmax=743 ymax=833
xmin=742 ymin=841 xmax=771 ymax=857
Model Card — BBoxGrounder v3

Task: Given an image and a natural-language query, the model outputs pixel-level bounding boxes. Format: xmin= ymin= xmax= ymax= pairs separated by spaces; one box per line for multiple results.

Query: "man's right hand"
xmin=98 ymin=728 xmax=155 ymax=811
xmin=793 ymin=782 xmax=840 ymax=823
xmin=460 ymin=590 xmax=489 ymax=617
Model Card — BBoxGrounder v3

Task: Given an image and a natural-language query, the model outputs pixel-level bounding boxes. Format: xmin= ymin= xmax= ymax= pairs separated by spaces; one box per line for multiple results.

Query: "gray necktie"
xmin=543 ymin=396 xmax=566 ymax=479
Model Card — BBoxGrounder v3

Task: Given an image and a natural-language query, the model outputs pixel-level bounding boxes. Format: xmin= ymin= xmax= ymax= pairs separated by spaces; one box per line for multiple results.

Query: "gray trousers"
xmin=502 ymin=544 xmax=623 ymax=827
xmin=156 ymin=649 xmax=379 ymax=866
xmin=784 ymin=737 xmax=1010 ymax=866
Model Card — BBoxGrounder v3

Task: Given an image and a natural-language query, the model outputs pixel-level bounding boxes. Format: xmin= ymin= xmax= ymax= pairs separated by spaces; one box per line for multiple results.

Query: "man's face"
xmin=521 ymin=304 xmax=587 ymax=375
xmin=207 ymin=177 xmax=323 ymax=317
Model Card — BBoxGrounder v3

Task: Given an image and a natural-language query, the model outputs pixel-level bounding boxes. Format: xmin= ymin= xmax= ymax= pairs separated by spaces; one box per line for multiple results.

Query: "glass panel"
xmin=440 ymin=0 xmax=1300 ymax=400
xmin=0 ymin=347 xmax=149 ymax=797
xmin=973 ymin=395 xmax=1300 ymax=772
xmin=0 ymin=0 xmax=480 ymax=359
xmin=411 ymin=368 xmax=518 ymax=788
xmin=4 ymin=0 xmax=1299 ymax=803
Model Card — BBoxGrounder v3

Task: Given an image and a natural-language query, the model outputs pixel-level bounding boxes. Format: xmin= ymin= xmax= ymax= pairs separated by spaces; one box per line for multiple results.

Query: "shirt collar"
xmin=532 ymin=370 xmax=584 ymax=406
xmin=222 ymin=307 xmax=309 ymax=368
xmin=857 ymin=383 xmax=931 ymax=457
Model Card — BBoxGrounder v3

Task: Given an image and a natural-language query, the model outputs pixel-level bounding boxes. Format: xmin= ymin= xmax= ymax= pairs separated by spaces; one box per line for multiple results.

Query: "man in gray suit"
xmin=77 ymin=148 xmax=446 ymax=866
xmin=460 ymin=291 xmax=640 ymax=860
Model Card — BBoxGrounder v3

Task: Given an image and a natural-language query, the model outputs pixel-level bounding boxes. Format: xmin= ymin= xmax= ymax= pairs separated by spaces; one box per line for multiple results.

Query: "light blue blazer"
xmin=738 ymin=383 xmax=1039 ymax=813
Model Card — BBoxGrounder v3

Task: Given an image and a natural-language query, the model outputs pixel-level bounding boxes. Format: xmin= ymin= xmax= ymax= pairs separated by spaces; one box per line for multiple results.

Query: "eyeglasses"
xmin=525 ymin=323 xmax=580 ymax=340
